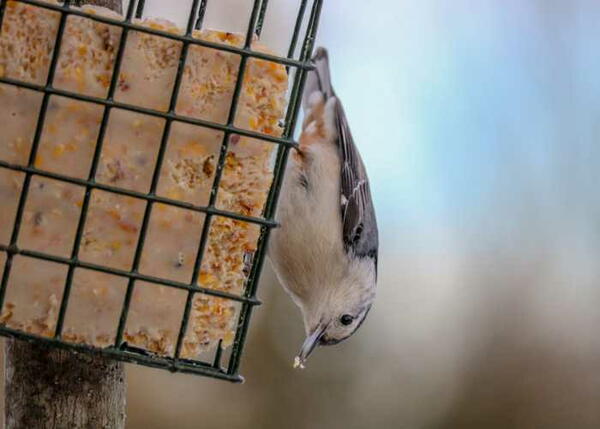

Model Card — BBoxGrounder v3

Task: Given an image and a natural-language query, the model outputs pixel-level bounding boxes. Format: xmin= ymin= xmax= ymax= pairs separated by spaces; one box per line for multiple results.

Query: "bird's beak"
xmin=295 ymin=323 xmax=327 ymax=368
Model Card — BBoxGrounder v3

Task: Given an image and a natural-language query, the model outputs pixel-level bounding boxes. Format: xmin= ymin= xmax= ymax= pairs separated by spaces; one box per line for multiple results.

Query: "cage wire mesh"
xmin=0 ymin=0 xmax=322 ymax=382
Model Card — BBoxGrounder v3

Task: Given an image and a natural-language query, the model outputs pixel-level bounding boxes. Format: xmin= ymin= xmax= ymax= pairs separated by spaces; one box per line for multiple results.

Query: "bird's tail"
xmin=302 ymin=47 xmax=334 ymax=110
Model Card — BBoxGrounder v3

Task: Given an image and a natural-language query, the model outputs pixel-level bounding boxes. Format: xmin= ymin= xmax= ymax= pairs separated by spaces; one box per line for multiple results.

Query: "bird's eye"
xmin=340 ymin=314 xmax=354 ymax=326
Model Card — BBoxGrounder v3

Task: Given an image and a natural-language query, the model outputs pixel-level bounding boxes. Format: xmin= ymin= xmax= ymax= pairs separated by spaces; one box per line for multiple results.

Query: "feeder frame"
xmin=0 ymin=0 xmax=323 ymax=382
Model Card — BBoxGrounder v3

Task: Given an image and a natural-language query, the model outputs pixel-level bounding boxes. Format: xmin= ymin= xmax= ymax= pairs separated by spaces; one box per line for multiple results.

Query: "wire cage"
xmin=0 ymin=0 xmax=322 ymax=382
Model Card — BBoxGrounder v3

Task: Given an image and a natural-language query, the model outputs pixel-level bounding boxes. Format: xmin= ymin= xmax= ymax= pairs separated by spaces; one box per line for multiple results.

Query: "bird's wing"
xmin=335 ymin=100 xmax=379 ymax=262
xmin=308 ymin=48 xmax=379 ymax=263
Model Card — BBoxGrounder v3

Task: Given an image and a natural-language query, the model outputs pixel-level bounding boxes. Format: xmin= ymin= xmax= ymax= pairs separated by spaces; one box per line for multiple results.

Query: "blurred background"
xmin=6 ymin=0 xmax=600 ymax=427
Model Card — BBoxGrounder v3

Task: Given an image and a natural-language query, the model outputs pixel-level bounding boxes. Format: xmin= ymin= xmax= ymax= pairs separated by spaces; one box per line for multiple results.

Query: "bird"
xmin=268 ymin=47 xmax=379 ymax=368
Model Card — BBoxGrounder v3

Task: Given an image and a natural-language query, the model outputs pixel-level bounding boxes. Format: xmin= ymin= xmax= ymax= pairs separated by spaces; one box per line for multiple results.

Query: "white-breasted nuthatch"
xmin=269 ymin=48 xmax=379 ymax=368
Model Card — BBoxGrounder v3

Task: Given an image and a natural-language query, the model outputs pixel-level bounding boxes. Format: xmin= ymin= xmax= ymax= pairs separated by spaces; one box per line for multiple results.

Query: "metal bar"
xmin=184 ymin=0 xmax=201 ymax=36
xmin=54 ymin=0 xmax=138 ymax=338
xmin=265 ymin=1 xmax=321 ymax=223
xmin=227 ymin=0 xmax=324 ymax=376
xmin=168 ymin=0 xmax=205 ymax=360
xmin=0 ymin=161 xmax=278 ymax=228
xmin=212 ymin=338 xmax=223 ymax=369
xmin=0 ymin=325 xmax=244 ymax=381
xmin=12 ymin=0 xmax=312 ymax=69
xmin=134 ymin=0 xmax=144 ymax=18
xmin=0 ymin=244 xmax=261 ymax=305
xmin=113 ymin=0 xmax=203 ymax=349
xmin=0 ymin=0 xmax=72 ymax=315
xmin=287 ymin=0 xmax=309 ymax=60
xmin=173 ymin=0 xmax=263 ymax=361
xmin=299 ymin=0 xmax=322 ymax=61
xmin=221 ymin=64 xmax=311 ymax=361
xmin=254 ymin=0 xmax=269 ymax=37
xmin=0 ymin=76 xmax=301 ymax=149
xmin=194 ymin=0 xmax=208 ymax=30
xmin=0 ymin=0 xmax=9 ymax=31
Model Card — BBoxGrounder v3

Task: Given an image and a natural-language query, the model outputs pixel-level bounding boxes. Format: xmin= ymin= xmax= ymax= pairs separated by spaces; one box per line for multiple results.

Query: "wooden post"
xmin=4 ymin=1 xmax=125 ymax=428
xmin=5 ymin=340 xmax=126 ymax=429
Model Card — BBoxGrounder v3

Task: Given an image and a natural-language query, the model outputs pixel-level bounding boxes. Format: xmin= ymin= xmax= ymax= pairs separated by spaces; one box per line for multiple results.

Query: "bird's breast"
xmin=268 ymin=141 xmax=349 ymax=299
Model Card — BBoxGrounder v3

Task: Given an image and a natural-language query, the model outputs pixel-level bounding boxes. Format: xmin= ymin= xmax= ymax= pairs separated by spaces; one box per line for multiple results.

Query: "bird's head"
xmin=294 ymin=259 xmax=376 ymax=367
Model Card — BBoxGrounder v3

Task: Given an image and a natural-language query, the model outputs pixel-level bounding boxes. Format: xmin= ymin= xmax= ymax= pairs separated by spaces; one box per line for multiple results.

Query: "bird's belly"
xmin=268 ymin=145 xmax=347 ymax=300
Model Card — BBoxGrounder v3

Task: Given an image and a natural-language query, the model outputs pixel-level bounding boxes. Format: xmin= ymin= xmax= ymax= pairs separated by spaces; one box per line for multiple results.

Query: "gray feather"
xmin=307 ymin=48 xmax=379 ymax=266
xmin=303 ymin=47 xmax=333 ymax=109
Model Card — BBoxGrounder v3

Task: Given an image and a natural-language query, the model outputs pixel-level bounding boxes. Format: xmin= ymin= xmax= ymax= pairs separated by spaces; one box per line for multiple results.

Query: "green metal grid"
xmin=0 ymin=0 xmax=322 ymax=382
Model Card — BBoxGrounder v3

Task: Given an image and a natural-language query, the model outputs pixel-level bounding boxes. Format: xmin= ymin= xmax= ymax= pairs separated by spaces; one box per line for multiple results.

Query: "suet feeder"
xmin=0 ymin=0 xmax=323 ymax=383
